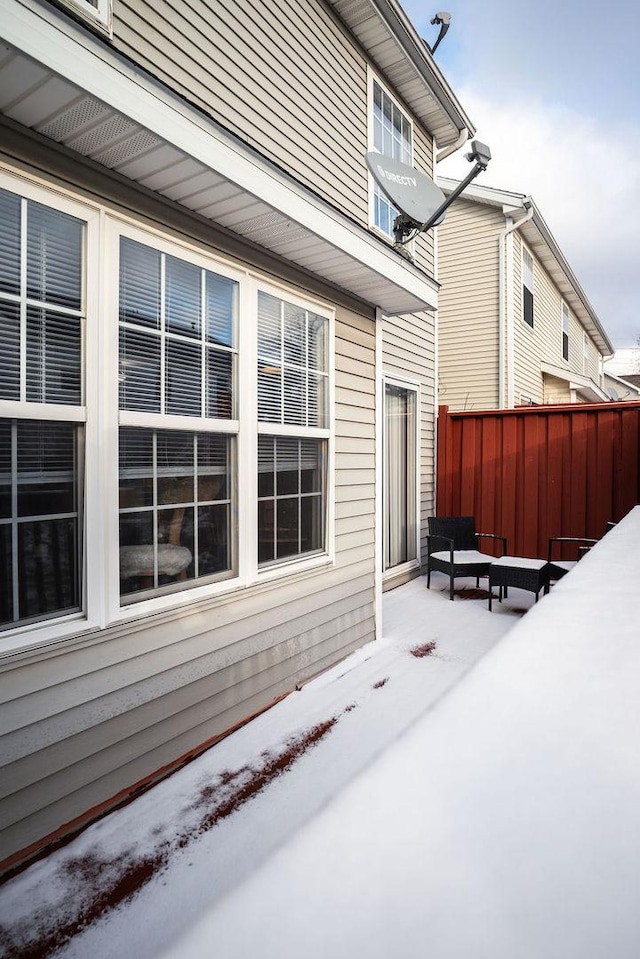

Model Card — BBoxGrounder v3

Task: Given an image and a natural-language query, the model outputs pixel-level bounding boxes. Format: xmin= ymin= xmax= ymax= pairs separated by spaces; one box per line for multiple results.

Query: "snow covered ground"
xmin=0 ymin=571 xmax=529 ymax=959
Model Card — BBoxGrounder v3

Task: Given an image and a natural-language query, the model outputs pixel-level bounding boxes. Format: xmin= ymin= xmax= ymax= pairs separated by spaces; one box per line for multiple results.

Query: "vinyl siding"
xmin=436 ymin=200 xmax=503 ymax=411
xmin=382 ymin=310 xmax=435 ymax=579
xmin=513 ymin=234 xmax=605 ymax=403
xmin=0 ymin=155 xmax=377 ymax=868
xmin=111 ymin=0 xmax=436 ymax=275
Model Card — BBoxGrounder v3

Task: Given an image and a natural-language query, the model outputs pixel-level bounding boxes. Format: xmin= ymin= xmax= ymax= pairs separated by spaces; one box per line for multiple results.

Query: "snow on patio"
xmin=0 ymin=572 xmax=529 ymax=959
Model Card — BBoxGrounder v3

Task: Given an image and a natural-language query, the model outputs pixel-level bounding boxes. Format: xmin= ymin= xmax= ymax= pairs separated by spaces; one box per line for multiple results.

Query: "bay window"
xmin=0 ymin=174 xmax=334 ymax=642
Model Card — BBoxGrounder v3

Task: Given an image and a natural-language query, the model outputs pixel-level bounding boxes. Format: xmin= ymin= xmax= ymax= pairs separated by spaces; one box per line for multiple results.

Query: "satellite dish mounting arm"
xmin=393 ymin=140 xmax=492 ymax=246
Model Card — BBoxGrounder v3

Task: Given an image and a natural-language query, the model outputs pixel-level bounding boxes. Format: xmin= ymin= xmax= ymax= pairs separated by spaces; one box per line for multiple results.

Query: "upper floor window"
xmin=522 ymin=246 xmax=534 ymax=328
xmin=55 ymin=0 xmax=112 ymax=33
xmin=583 ymin=332 xmax=590 ymax=374
xmin=369 ymin=77 xmax=413 ymax=239
xmin=561 ymin=302 xmax=570 ymax=361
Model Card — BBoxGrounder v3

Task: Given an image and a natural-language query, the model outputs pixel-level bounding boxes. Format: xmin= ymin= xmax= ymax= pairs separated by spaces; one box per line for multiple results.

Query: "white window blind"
xmin=119 ymin=238 xmax=237 ymax=419
xmin=257 ymin=292 xmax=328 ymax=427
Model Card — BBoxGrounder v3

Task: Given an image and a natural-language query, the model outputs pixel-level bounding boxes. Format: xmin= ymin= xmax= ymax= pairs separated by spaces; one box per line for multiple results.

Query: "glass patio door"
xmin=384 ymin=381 xmax=418 ymax=571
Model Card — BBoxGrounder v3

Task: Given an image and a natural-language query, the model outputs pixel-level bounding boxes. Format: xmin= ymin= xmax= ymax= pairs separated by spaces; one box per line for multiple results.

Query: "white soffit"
xmin=0 ymin=1 xmax=438 ymax=316
xmin=327 ymin=0 xmax=474 ymax=147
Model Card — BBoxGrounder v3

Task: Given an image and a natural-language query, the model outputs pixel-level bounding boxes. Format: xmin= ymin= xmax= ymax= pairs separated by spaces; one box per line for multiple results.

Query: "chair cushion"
xmin=430 ymin=549 xmax=494 ymax=565
xmin=549 ymin=560 xmax=575 ymax=572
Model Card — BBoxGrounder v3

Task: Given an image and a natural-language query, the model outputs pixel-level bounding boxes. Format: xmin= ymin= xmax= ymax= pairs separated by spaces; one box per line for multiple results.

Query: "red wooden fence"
xmin=436 ymin=401 xmax=640 ymax=559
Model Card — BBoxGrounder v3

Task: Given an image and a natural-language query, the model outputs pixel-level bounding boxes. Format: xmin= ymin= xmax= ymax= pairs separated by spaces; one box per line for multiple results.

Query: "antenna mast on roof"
xmin=425 ymin=12 xmax=451 ymax=55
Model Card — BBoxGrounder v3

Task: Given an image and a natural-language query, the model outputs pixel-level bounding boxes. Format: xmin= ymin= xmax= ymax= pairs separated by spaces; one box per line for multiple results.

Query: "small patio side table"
xmin=488 ymin=556 xmax=551 ymax=611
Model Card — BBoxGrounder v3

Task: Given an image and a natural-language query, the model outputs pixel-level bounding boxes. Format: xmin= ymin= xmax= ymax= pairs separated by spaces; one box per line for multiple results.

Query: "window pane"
xmin=119 ymin=238 xmax=160 ymax=329
xmin=119 ymin=428 xmax=234 ymax=599
xmin=307 ymin=314 xmax=327 ymax=371
xmin=301 ymin=439 xmax=322 ymax=493
xmin=283 ymin=368 xmax=305 ymax=425
xmin=308 ymin=373 xmax=328 ymax=429
xmin=18 ymin=517 xmax=79 ymax=618
xmin=119 ymin=327 xmax=161 ymax=411
xmin=206 ymin=349 xmax=233 ymax=419
xmin=26 ymin=306 xmax=82 ymax=405
xmin=258 ymin=435 xmax=274 ymax=497
xmin=0 ymin=418 xmax=81 ymax=628
xmin=197 ymin=503 xmax=229 ymax=576
xmin=119 ymin=510 xmax=154 ymax=595
xmin=27 ymin=202 xmax=82 ymax=311
xmin=198 ymin=434 xmax=229 ymax=501
xmin=0 ymin=188 xmax=21 ymax=296
xmin=206 ymin=273 xmax=236 ymax=347
xmin=166 ymin=339 xmax=201 ymax=416
xmin=166 ymin=255 xmax=201 ymax=338
xmin=0 ymin=420 xmax=10 ymax=518
xmin=156 ymin=431 xmax=195 ymax=505
xmin=276 ymin=498 xmax=299 ymax=559
xmin=257 ymin=292 xmax=281 ymax=361
xmin=0 ymin=300 xmax=20 ymax=400
xmin=301 ymin=495 xmax=323 ymax=553
xmin=283 ymin=302 xmax=306 ymax=366
xmin=119 ymin=429 xmax=153 ymax=508
xmin=276 ymin=437 xmax=299 ymax=495
xmin=258 ymin=500 xmax=275 ymax=564
xmin=258 ymin=436 xmax=326 ymax=566
xmin=258 ymin=364 xmax=282 ymax=423
xmin=0 ymin=525 xmax=12 ymax=626
xmin=17 ymin=420 xmax=76 ymax=517
xmin=258 ymin=292 xmax=328 ymax=427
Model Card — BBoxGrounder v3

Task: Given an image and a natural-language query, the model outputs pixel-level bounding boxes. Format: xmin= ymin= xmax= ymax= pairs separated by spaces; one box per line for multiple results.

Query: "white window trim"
xmin=104 ymin=218 xmax=248 ymax=624
xmin=252 ymin=277 xmax=336 ymax=585
xmin=366 ymin=67 xmax=415 ymax=248
xmin=0 ymin=169 xmax=103 ymax=652
xmin=382 ymin=374 xmax=421 ymax=580
xmin=521 ymin=243 xmax=535 ymax=330
xmin=56 ymin=0 xmax=113 ymax=35
xmin=58 ymin=0 xmax=113 ymax=37
xmin=0 ymin=172 xmax=337 ymax=651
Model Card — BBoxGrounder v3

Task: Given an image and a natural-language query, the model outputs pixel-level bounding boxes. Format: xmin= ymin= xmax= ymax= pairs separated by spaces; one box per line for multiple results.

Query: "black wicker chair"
xmin=547 ymin=536 xmax=598 ymax=581
xmin=427 ymin=516 xmax=507 ymax=601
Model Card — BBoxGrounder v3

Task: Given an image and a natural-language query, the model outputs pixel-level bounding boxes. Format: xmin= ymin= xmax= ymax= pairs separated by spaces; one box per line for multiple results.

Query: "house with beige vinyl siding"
xmin=436 ymin=179 xmax=614 ymax=410
xmin=0 ymin=0 xmax=474 ymax=873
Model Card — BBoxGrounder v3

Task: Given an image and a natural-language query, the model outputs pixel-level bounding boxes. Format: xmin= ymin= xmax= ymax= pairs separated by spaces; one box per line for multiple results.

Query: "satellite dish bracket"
xmin=393 ymin=140 xmax=492 ymax=247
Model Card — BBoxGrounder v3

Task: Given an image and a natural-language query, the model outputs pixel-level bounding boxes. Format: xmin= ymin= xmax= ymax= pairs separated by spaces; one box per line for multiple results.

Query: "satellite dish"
xmin=365 ymin=152 xmax=446 ymax=226
xmin=608 ymin=387 xmax=619 ymax=400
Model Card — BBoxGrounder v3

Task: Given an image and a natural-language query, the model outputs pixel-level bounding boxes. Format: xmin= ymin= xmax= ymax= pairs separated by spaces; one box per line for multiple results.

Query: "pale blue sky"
xmin=403 ymin=0 xmax=640 ymax=350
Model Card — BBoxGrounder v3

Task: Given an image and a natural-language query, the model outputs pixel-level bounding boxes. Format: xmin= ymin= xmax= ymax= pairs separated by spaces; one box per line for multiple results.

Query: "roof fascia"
xmin=355 ymin=0 xmax=475 ymax=143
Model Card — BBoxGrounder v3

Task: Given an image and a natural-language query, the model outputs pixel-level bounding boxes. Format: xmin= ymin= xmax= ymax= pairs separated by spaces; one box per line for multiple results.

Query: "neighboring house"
xmin=0 ymin=0 xmax=473 ymax=871
xmin=602 ymin=371 xmax=640 ymax=402
xmin=436 ymin=179 xmax=614 ymax=410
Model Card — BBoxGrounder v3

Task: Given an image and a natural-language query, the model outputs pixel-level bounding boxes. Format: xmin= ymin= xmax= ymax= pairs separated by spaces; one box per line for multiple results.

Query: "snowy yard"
xmin=0 ymin=571 xmax=529 ymax=959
